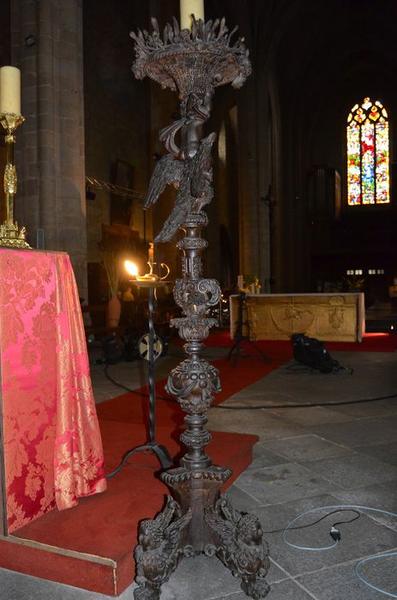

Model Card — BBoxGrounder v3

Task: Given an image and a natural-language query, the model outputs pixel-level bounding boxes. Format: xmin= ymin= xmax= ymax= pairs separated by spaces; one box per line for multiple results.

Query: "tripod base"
xmin=133 ymin=467 xmax=270 ymax=600
xmin=106 ymin=442 xmax=172 ymax=479
xmin=227 ymin=336 xmax=270 ymax=364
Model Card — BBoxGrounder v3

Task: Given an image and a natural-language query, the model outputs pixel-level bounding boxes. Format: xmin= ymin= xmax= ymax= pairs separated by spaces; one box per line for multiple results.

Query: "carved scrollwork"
xmin=174 ymin=278 xmax=221 ymax=315
xmin=162 ymin=465 xmax=232 ymax=486
xmin=166 ymin=358 xmax=221 ymax=414
xmin=4 ymin=164 xmax=17 ymax=195
xmin=177 ymin=237 xmax=208 ymax=251
xmin=180 ymin=427 xmax=212 ymax=450
xmin=205 ymin=496 xmax=270 ymax=599
xmin=171 ymin=316 xmax=217 ymax=342
xmin=181 ymin=255 xmax=203 ymax=279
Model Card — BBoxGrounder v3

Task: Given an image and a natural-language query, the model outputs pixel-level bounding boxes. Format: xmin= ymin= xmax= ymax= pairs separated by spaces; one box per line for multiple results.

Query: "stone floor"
xmin=2 ymin=345 xmax=397 ymax=599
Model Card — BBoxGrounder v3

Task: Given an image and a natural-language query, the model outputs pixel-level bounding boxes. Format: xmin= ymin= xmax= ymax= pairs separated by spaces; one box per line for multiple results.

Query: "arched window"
xmin=347 ymin=97 xmax=390 ymax=206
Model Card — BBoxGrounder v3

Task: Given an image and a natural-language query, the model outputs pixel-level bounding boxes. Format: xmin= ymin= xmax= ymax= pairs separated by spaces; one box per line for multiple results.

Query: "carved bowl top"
xmin=131 ymin=18 xmax=251 ymax=98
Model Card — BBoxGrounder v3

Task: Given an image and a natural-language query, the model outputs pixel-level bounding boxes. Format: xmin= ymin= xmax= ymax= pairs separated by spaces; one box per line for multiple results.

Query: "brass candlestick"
xmin=0 ymin=112 xmax=30 ymax=249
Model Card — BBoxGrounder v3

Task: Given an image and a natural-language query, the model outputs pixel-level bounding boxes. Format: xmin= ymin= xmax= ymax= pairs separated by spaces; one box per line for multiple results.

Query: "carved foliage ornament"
xmin=166 ymin=357 xmax=221 ymax=414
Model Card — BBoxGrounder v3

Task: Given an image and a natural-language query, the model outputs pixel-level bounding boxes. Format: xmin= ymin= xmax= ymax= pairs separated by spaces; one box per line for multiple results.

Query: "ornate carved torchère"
xmin=0 ymin=112 xmax=30 ymax=248
xmin=131 ymin=17 xmax=270 ymax=599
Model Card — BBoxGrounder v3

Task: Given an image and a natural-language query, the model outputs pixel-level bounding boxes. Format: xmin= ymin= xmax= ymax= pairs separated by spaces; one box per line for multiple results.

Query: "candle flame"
xmin=124 ymin=260 xmax=139 ymax=277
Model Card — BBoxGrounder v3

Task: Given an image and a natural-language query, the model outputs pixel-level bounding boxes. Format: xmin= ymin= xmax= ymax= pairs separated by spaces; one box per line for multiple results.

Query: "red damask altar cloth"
xmin=0 ymin=249 xmax=106 ymax=533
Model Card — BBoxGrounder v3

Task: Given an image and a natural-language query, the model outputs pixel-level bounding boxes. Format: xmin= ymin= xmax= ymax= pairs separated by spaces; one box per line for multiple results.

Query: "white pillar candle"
xmin=148 ymin=242 xmax=154 ymax=263
xmin=180 ymin=0 xmax=204 ymax=29
xmin=0 ymin=66 xmax=21 ymax=115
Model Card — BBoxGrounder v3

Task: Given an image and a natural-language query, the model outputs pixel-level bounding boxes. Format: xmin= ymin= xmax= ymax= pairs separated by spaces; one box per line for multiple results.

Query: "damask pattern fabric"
xmin=0 ymin=249 xmax=106 ymax=532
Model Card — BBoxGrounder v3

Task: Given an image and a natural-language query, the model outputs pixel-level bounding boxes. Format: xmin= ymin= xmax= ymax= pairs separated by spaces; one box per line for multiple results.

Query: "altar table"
xmin=0 ymin=249 xmax=106 ymax=533
xmin=230 ymin=292 xmax=365 ymax=343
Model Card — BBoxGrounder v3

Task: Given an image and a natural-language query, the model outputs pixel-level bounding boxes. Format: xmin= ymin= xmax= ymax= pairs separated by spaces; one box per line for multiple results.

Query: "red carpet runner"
xmin=3 ymin=333 xmax=394 ymax=595
xmin=4 ymin=351 xmax=286 ymax=596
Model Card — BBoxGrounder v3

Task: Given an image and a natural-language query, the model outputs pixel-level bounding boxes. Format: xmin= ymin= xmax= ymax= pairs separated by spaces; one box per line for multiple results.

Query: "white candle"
xmin=0 ymin=66 xmax=21 ymax=115
xmin=148 ymin=242 xmax=154 ymax=263
xmin=180 ymin=0 xmax=204 ymax=29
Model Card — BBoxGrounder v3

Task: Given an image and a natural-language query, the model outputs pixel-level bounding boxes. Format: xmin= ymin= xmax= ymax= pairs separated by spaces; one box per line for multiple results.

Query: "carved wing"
xmin=190 ymin=132 xmax=216 ymax=198
xmin=144 ymin=154 xmax=184 ymax=209
xmin=154 ymin=193 xmax=191 ymax=243
xmin=165 ymin=508 xmax=192 ymax=547
xmin=205 ymin=507 xmax=235 ymax=546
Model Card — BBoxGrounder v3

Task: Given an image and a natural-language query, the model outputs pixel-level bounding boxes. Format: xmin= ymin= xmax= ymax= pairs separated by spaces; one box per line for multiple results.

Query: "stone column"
xmin=10 ymin=0 xmax=87 ymax=297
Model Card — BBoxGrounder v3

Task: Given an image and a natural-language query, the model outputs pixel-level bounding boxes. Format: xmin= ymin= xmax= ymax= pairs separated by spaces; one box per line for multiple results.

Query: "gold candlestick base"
xmin=0 ymin=112 xmax=31 ymax=250
xmin=0 ymin=221 xmax=30 ymax=249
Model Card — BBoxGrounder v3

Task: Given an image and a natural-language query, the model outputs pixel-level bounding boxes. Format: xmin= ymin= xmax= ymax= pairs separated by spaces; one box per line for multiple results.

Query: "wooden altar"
xmin=230 ymin=292 xmax=365 ymax=343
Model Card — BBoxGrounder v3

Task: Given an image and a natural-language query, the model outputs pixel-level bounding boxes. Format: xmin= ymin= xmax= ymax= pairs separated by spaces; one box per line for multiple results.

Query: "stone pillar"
xmin=10 ymin=0 xmax=87 ymax=297
xmin=236 ymin=75 xmax=271 ymax=290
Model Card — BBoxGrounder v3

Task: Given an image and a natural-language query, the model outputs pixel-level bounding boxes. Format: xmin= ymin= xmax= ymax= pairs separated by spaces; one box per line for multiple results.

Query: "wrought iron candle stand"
xmin=131 ymin=17 xmax=270 ymax=600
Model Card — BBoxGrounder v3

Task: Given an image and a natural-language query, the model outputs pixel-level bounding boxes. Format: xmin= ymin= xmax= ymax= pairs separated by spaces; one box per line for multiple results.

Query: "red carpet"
xmin=96 ymin=354 xmax=289 ymax=427
xmin=205 ymin=331 xmax=397 ymax=352
xmin=11 ymin=422 xmax=256 ymax=595
xmin=5 ymin=333 xmax=393 ymax=594
xmin=4 ymin=352 xmax=282 ymax=595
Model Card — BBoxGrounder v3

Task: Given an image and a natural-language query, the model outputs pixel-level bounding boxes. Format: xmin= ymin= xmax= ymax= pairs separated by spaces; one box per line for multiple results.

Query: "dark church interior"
xmin=0 ymin=1 xmax=396 ymax=599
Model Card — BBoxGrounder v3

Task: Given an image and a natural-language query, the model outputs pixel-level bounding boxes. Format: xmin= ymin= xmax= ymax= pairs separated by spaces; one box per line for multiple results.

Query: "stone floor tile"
xmin=297 ymin=556 xmax=397 ymax=599
xmin=217 ymin=577 xmax=316 ymax=599
xmin=207 ymin=410 xmax=306 ymax=441
xmin=248 ymin=446 xmax=288 ymax=470
xmin=259 ymin=435 xmax=351 ymax=463
xmin=331 ymin=480 xmax=397 ymax=530
xmin=271 ymin=406 xmax=353 ymax=427
xmin=300 ymin=453 xmax=397 ymax=489
xmin=160 ymin=555 xmax=242 ymax=600
xmin=329 ymin=398 xmax=397 ymax=418
xmin=307 ymin=416 xmax=397 ymax=448
xmin=257 ymin=497 xmax=397 ymax=576
xmin=225 ymin=484 xmax=264 ymax=512
xmin=234 ymin=463 xmax=338 ymax=505
xmin=353 ymin=441 xmax=397 ymax=466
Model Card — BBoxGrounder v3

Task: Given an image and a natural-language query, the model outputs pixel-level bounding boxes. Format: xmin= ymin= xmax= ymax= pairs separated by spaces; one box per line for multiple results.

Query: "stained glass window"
xmin=347 ymin=97 xmax=390 ymax=206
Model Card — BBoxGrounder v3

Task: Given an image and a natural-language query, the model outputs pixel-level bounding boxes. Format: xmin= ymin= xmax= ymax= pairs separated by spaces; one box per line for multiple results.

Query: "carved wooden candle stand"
xmin=131 ymin=17 xmax=270 ymax=600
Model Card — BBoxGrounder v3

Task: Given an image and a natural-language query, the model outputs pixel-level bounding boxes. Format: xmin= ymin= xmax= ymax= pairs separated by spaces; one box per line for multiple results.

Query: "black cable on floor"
xmin=103 ymin=364 xmax=397 ymax=410
xmin=262 ymin=508 xmax=360 ymax=535
xmin=211 ymin=392 xmax=397 ymax=410
xmin=103 ymin=363 xmax=172 ymax=402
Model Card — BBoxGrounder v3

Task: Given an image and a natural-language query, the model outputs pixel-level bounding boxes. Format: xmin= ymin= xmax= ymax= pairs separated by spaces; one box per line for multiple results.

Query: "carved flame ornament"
xmin=131 ymin=17 xmax=270 ymax=599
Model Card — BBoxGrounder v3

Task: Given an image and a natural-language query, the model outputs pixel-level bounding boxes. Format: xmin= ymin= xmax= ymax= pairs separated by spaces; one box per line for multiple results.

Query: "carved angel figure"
xmin=144 ymin=132 xmax=216 ymax=243
xmin=134 ymin=496 xmax=191 ymax=600
xmin=205 ymin=496 xmax=270 ymax=599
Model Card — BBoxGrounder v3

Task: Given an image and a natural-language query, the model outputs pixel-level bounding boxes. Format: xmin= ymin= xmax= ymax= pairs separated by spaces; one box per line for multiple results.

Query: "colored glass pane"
xmin=346 ymin=97 xmax=390 ymax=206
xmin=347 ymin=121 xmax=361 ymax=205
xmin=361 ymin=120 xmax=375 ymax=204
xmin=376 ymin=120 xmax=389 ymax=203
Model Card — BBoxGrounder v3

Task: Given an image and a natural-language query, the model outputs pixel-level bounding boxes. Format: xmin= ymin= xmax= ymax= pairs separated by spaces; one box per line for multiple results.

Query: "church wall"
xmin=258 ymin=0 xmax=397 ymax=297
xmin=83 ymin=0 xmax=152 ymax=266
xmin=11 ymin=0 xmax=88 ymax=297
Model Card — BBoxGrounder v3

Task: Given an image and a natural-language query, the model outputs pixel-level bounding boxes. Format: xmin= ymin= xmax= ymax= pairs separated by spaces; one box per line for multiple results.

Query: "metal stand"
xmin=107 ymin=282 xmax=172 ymax=480
xmin=228 ymin=292 xmax=269 ymax=364
xmin=130 ymin=18 xmax=270 ymax=600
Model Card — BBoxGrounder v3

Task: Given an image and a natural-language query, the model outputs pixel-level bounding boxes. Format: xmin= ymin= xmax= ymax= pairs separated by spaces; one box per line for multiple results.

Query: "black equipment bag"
xmin=291 ymin=333 xmax=341 ymax=373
